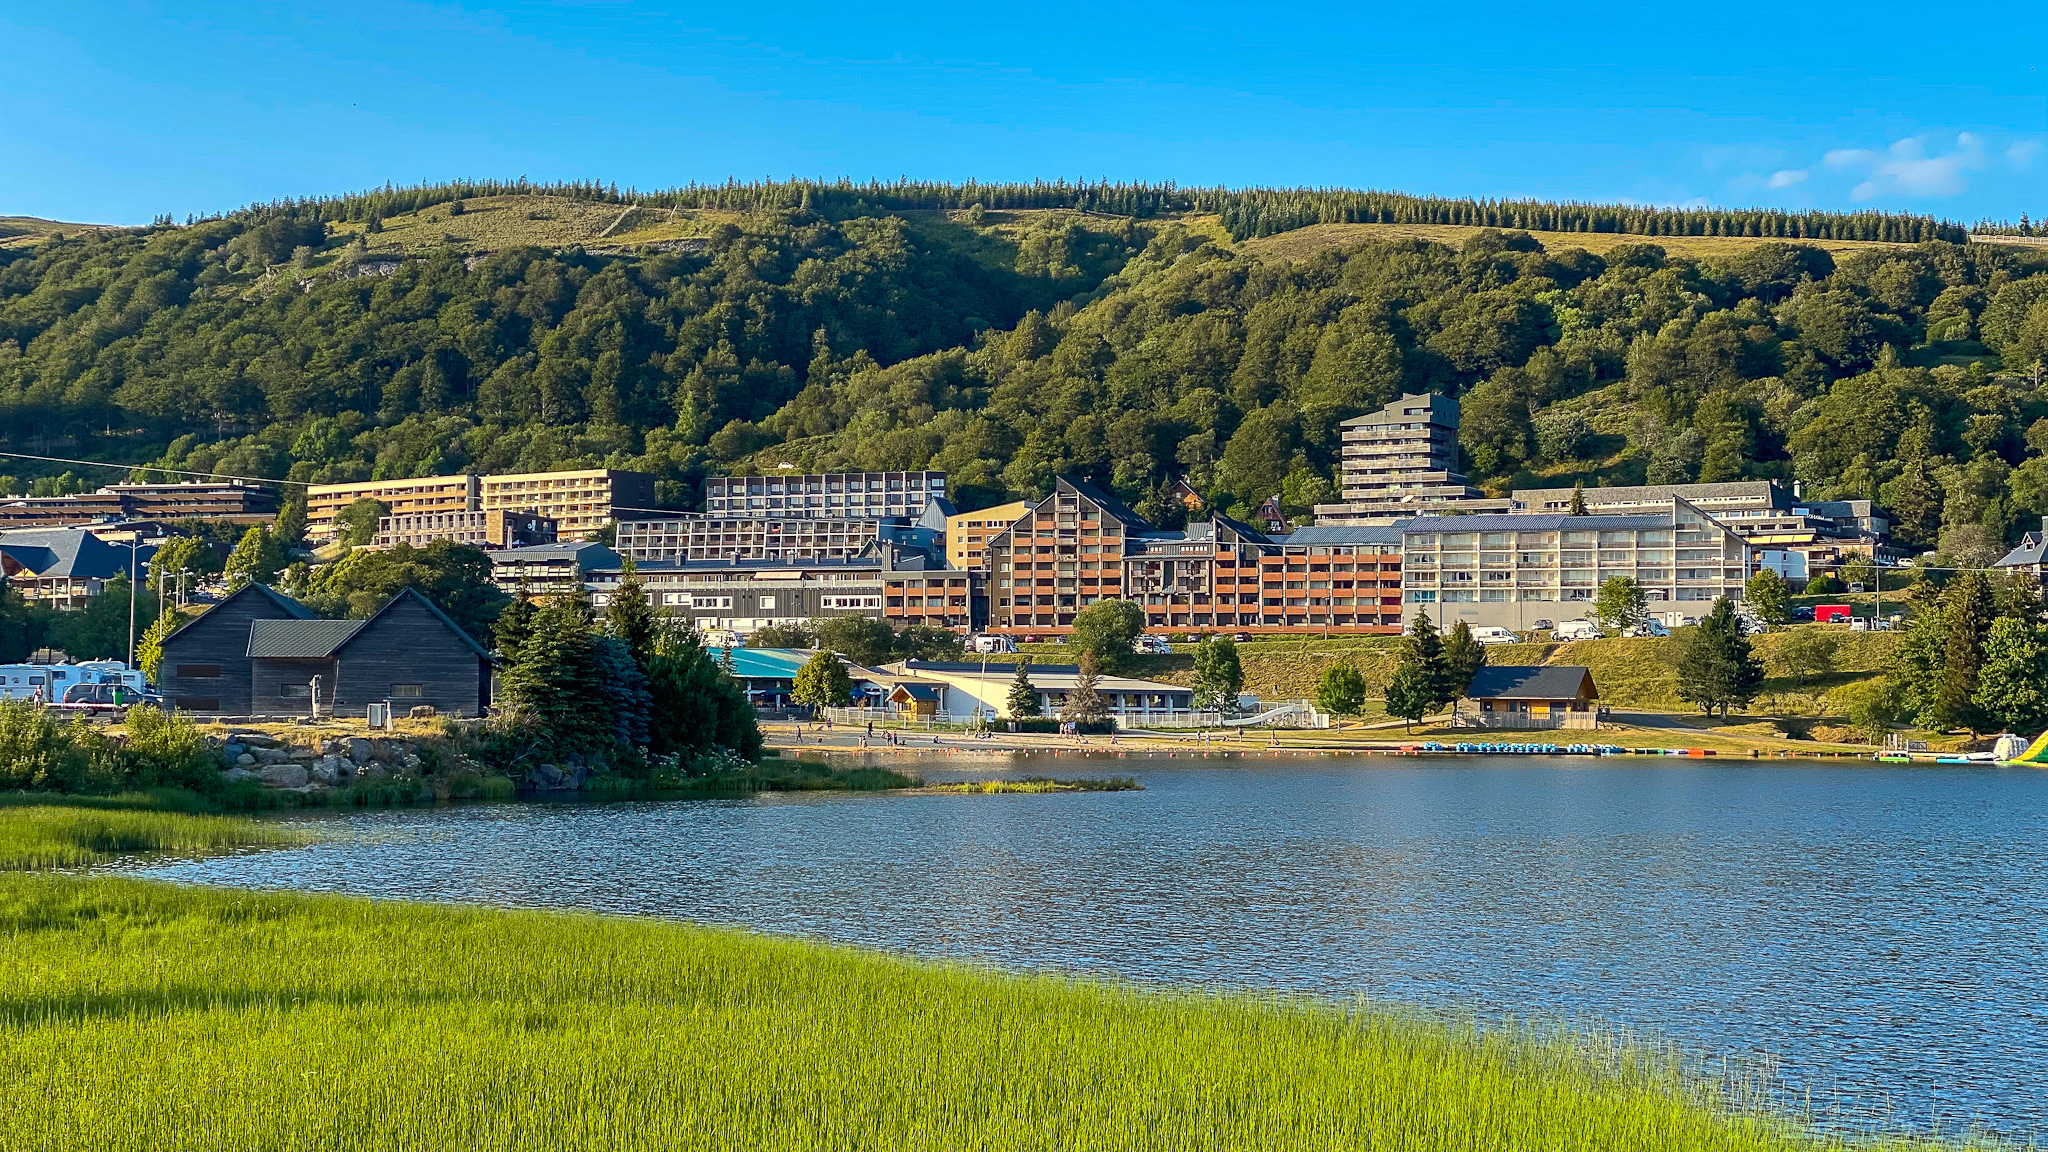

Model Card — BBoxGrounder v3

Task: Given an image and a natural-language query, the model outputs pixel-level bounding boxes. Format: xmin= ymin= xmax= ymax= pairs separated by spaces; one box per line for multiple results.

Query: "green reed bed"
xmin=0 ymin=874 xmax=1960 ymax=1152
xmin=0 ymin=800 xmax=303 ymax=871
xmin=924 ymin=775 xmax=1143 ymax=794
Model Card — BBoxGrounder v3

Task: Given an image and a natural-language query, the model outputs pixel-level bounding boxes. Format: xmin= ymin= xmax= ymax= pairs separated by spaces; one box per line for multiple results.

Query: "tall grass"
xmin=0 ymin=804 xmax=301 ymax=870
xmin=0 ymin=875 xmax=1961 ymax=1152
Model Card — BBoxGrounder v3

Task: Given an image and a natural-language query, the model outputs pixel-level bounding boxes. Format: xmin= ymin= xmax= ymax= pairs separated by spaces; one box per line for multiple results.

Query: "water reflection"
xmin=130 ymin=756 xmax=2048 ymax=1138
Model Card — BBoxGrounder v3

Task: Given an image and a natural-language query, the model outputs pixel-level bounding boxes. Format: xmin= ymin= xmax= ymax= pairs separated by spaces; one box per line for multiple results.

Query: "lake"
xmin=130 ymin=754 xmax=2048 ymax=1139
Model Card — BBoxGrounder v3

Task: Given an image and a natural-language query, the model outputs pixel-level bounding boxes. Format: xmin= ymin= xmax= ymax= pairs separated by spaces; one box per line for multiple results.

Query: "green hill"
xmin=0 ymin=180 xmax=2042 ymax=552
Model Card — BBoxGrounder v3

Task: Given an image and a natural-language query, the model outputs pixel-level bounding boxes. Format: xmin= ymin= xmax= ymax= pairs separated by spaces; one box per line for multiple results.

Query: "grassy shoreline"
xmin=0 ymin=795 xmax=303 ymax=870
xmin=0 ymin=872 xmax=1954 ymax=1152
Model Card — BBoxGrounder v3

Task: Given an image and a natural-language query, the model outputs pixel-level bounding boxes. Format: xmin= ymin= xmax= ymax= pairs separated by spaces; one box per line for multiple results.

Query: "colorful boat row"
xmin=1414 ymin=742 xmax=1631 ymax=756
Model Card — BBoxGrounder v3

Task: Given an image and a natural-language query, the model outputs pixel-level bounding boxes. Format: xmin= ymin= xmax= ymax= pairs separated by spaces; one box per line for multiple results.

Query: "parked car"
xmin=55 ymin=683 xmax=155 ymax=714
xmin=1553 ymin=619 xmax=1601 ymax=641
xmin=1530 ymin=619 xmax=1554 ymax=631
xmin=1626 ymin=620 xmax=1671 ymax=638
xmin=1231 ymin=632 xmax=1253 ymax=643
xmin=1468 ymin=626 xmax=1520 ymax=645
xmin=1131 ymin=635 xmax=1172 ymax=655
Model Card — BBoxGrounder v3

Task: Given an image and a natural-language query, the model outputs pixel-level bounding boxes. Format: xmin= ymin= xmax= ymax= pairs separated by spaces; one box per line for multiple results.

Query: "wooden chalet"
xmin=157 ymin=584 xmax=494 ymax=718
xmin=1456 ymin=665 xmax=1600 ymax=730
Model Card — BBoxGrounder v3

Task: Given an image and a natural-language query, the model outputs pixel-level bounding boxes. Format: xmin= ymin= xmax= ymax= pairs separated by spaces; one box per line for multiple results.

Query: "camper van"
xmin=968 ymin=634 xmax=1017 ymax=655
xmin=0 ymin=661 xmax=145 ymax=703
xmin=1552 ymin=619 xmax=1601 ymax=641
xmin=1468 ymin=627 xmax=1520 ymax=646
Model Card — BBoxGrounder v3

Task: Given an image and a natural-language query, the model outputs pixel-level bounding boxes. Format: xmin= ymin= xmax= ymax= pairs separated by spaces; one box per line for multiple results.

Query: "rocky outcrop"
xmin=207 ymin=731 xmax=436 ymax=792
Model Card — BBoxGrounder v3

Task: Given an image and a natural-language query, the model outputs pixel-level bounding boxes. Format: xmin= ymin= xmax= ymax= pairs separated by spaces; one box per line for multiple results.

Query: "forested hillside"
xmin=2 ymin=181 xmax=2047 ymax=562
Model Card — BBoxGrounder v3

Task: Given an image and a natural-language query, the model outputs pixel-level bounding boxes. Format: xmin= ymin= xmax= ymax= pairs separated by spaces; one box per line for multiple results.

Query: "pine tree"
xmin=499 ymin=599 xmax=612 ymax=746
xmin=1062 ymin=651 xmax=1107 ymax=722
xmin=1569 ymin=480 xmax=1588 ymax=516
xmin=1440 ymin=620 xmax=1487 ymax=700
xmin=1402 ymin=609 xmax=1453 ymax=706
xmin=493 ymin=590 xmax=538 ymax=657
xmin=1932 ymin=571 xmax=1995 ymax=733
xmin=604 ymin=556 xmax=658 ymax=668
xmin=1676 ymin=597 xmax=1765 ymax=716
xmin=1007 ymin=658 xmax=1042 ymax=717
xmin=1384 ymin=662 xmax=1433 ymax=733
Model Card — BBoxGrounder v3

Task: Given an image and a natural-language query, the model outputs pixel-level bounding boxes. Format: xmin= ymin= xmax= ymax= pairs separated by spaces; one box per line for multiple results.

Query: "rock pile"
xmin=213 ymin=731 xmax=429 ymax=792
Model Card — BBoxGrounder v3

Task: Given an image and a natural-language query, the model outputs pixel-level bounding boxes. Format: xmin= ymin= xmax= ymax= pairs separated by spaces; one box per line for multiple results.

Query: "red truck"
xmin=1814 ymin=604 xmax=1854 ymax=624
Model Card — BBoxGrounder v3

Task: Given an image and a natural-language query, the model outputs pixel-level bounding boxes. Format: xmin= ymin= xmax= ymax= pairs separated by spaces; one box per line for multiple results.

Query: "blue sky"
xmin=4 ymin=1 xmax=2044 ymax=226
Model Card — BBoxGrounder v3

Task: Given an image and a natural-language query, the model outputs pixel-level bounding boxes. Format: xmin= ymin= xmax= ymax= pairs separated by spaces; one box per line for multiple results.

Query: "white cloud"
xmin=1828 ymin=133 xmax=1984 ymax=200
xmin=1767 ymin=169 xmax=1808 ymax=189
xmin=2010 ymin=139 xmax=2044 ymax=169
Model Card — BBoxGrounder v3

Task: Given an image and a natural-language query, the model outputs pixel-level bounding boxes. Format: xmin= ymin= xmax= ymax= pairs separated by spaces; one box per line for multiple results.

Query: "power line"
xmin=0 ymin=451 xmax=307 ymax=489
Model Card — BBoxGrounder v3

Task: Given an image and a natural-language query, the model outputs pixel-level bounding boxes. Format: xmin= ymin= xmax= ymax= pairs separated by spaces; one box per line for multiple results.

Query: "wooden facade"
xmin=157 ymin=584 xmax=493 ymax=717
xmin=157 ymin=584 xmax=315 ymax=714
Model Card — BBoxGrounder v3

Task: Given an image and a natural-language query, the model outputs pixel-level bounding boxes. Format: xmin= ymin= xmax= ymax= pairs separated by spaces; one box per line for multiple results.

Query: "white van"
xmin=968 ymin=634 xmax=1016 ymax=654
xmin=1552 ymin=619 xmax=1601 ymax=641
xmin=1469 ymin=627 xmax=1520 ymax=645
xmin=1131 ymin=634 xmax=1172 ymax=655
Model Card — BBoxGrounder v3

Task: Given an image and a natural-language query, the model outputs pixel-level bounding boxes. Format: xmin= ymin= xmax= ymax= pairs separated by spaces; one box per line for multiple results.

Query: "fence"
xmin=1451 ymin=708 xmax=1600 ymax=731
xmin=817 ymin=702 xmax=1332 ymax=731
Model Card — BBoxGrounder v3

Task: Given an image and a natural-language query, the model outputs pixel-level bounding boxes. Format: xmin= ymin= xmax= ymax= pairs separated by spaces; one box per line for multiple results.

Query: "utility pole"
xmin=126 ymin=538 xmax=137 ymax=670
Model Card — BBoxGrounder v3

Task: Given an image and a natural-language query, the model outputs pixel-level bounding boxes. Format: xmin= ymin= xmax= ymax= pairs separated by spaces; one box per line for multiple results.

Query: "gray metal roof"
xmin=0 ymin=527 xmax=156 ymax=580
xmin=1511 ymin=480 xmax=1786 ymax=506
xmin=1996 ymin=533 xmax=2048 ymax=568
xmin=247 ymin=618 xmax=364 ymax=658
xmin=491 ymin=542 xmax=622 ymax=564
xmin=1464 ymin=665 xmax=1598 ymax=701
xmin=1285 ymin=523 xmax=1412 ymax=545
xmin=1402 ymin=513 xmax=1673 ymax=535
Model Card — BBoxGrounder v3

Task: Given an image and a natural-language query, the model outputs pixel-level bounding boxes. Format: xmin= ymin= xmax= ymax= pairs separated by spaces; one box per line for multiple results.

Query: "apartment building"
xmin=1399 ymin=497 xmax=1751 ymax=631
xmin=1314 ymin=393 xmax=1480 ymax=523
xmin=615 ymin=506 xmax=945 ymax=565
xmin=374 ymin=509 xmax=556 ymax=550
xmin=586 ymin=554 xmax=908 ymax=633
xmin=882 ymin=571 xmax=978 ymax=631
xmin=946 ymin=501 xmax=1030 ymax=570
xmin=479 ymin=469 xmax=656 ymax=541
xmin=704 ymin=471 xmax=946 ymax=519
xmin=488 ymin=542 xmax=622 ymax=597
xmin=307 ymin=475 xmax=480 ymax=540
xmin=984 ymin=478 xmax=1417 ymax=638
xmin=1511 ymin=480 xmax=1895 ymax=562
xmin=0 ymin=481 xmax=279 ymax=530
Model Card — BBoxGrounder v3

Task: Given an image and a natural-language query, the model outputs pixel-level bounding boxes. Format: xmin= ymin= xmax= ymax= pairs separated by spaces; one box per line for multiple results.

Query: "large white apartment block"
xmin=1398 ymin=497 xmax=1751 ymax=631
xmin=1314 ymin=393 xmax=1480 ymax=523
xmin=703 ymin=471 xmax=945 ymax=519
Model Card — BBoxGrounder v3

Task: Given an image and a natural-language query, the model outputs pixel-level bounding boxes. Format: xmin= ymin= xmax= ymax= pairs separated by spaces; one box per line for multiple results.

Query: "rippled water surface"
xmin=133 ymin=755 xmax=2048 ymax=1137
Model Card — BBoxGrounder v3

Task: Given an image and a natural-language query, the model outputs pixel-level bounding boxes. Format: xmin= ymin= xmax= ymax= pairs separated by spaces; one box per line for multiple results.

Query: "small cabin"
xmin=888 ymin=682 xmax=944 ymax=718
xmin=1458 ymin=665 xmax=1599 ymax=730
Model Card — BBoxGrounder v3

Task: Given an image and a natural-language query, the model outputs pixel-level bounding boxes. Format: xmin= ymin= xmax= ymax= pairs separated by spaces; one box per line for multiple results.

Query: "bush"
xmin=0 ymin=703 xmax=224 ymax=796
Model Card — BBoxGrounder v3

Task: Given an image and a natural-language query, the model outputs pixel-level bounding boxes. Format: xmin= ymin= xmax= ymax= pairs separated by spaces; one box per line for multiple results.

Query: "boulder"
xmin=224 ymin=766 xmax=260 ymax=783
xmin=334 ymin=759 xmax=356 ymax=782
xmin=231 ymin=732 xmax=278 ymax=748
xmin=310 ymin=756 xmax=341 ymax=785
xmin=347 ymin=738 xmax=372 ymax=764
xmin=258 ymin=748 xmax=295 ymax=765
xmin=537 ymin=763 xmax=564 ymax=786
xmin=258 ymin=762 xmax=309 ymax=788
xmin=234 ymin=753 xmax=258 ymax=767
xmin=356 ymin=761 xmax=388 ymax=779
xmin=223 ymin=742 xmax=247 ymax=759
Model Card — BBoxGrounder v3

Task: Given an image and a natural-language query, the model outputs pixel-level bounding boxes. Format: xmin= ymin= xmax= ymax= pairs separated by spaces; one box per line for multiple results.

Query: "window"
xmin=391 ymin=684 xmax=424 ymax=697
xmin=758 ymin=596 xmax=775 ymax=611
xmin=175 ymin=664 xmax=223 ymax=679
xmin=176 ymin=697 xmax=220 ymax=712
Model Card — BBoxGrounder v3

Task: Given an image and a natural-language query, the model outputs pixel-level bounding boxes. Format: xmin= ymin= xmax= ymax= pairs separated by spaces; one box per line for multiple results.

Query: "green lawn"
xmin=0 ymin=873 xmax=1948 ymax=1152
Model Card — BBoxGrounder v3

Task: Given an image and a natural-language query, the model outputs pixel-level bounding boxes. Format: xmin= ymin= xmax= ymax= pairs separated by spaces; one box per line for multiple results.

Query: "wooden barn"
xmin=156 ymin=583 xmax=318 ymax=715
xmin=157 ymin=584 xmax=494 ymax=718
